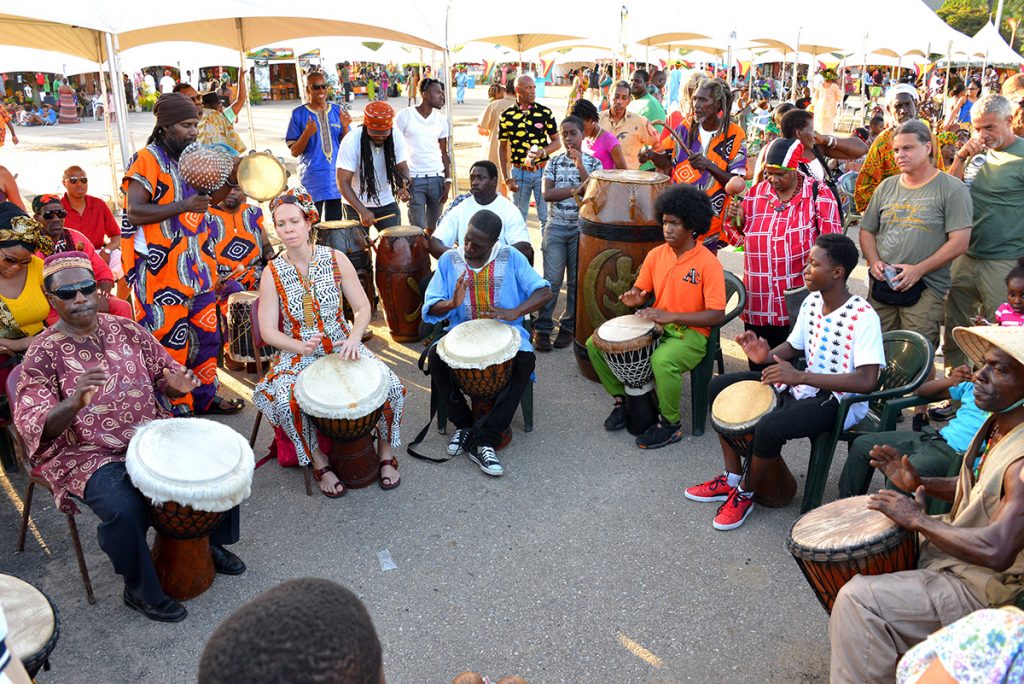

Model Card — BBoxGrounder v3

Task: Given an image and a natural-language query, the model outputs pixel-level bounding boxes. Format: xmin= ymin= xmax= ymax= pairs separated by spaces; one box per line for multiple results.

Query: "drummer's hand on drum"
xmin=619 ymin=287 xmax=646 ymax=309
xmin=868 ymin=445 xmax=924 ymax=493
xmin=299 ymin=333 xmax=324 ymax=356
xmin=736 ymin=331 xmax=771 ymax=364
xmin=337 ymin=336 xmax=360 ymax=360
xmin=449 ymin=273 xmax=469 ymax=310
xmin=760 ymin=356 xmax=803 ymax=386
xmin=867 ymin=487 xmax=927 ymax=529
xmin=162 ymin=366 xmax=201 ymax=397
xmin=635 ymin=307 xmax=672 ymax=324
xmin=357 ymin=206 xmax=376 ymax=228
xmin=483 ymin=307 xmax=520 ymax=322
xmin=180 ymin=194 xmax=211 ymax=214
xmin=73 ymin=367 xmax=108 ymax=409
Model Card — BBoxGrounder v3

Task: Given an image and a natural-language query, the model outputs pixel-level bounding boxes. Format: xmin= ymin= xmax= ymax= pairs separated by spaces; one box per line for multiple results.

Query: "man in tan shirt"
xmin=599 ymin=81 xmax=658 ymax=171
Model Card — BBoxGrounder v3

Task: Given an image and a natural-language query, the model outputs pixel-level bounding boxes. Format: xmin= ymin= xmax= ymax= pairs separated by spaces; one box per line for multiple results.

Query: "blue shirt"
xmin=423 ymin=246 xmax=550 ymax=353
xmin=285 ymin=103 xmax=347 ymax=202
xmin=941 ymin=382 xmax=989 ymax=454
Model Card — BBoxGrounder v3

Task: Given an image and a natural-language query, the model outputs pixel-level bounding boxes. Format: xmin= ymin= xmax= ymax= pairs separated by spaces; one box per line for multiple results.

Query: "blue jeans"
xmin=511 ymin=166 xmax=547 ymax=225
xmin=408 ymin=175 xmax=444 ymax=229
xmin=535 ymin=220 xmax=578 ymax=334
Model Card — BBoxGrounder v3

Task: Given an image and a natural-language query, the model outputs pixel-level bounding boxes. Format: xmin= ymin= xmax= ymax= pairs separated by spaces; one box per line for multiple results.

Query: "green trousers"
xmin=586 ymin=324 xmax=707 ymax=424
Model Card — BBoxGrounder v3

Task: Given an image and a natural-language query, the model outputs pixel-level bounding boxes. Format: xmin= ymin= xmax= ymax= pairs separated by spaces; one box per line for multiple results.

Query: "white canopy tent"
xmin=967 ymin=21 xmax=1024 ymax=67
xmin=0 ymin=45 xmax=99 ymax=76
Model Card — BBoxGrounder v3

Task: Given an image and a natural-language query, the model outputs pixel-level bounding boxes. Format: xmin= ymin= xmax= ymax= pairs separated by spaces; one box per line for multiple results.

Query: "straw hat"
xmin=951 ymin=326 xmax=1024 ymax=370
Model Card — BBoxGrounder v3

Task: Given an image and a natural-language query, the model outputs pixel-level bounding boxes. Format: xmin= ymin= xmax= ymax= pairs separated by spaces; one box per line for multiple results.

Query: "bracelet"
xmin=827 ymin=135 xmax=837 ymax=149
xmin=443 ymin=178 xmax=452 ymax=184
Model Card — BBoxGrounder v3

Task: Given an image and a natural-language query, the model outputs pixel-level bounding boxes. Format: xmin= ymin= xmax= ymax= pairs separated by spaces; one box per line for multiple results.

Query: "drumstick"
xmin=649 ymin=120 xmax=690 ymax=156
xmin=370 ymin=213 xmax=397 ymax=224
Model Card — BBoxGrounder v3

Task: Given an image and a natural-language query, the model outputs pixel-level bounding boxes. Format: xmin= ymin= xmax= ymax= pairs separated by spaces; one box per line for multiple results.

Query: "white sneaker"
xmin=447 ymin=428 xmax=469 ymax=457
xmin=469 ymin=446 xmax=504 ymax=477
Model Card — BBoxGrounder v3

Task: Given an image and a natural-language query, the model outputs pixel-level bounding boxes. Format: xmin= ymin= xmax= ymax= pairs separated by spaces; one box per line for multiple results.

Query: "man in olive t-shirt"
xmin=945 ymin=94 xmax=1024 ymax=368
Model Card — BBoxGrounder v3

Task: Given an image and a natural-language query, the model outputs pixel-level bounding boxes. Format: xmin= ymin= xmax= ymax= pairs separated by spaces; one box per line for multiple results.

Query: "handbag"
xmin=869 ymin=275 xmax=927 ymax=307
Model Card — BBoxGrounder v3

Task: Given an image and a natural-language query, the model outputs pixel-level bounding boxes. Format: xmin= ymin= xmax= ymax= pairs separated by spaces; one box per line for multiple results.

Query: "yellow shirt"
xmin=1 ymin=257 xmax=49 ymax=335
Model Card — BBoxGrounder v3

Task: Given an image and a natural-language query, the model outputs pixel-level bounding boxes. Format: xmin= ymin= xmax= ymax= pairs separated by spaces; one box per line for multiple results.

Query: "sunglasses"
xmin=0 ymin=249 xmax=32 ymax=267
xmin=309 ymin=83 xmax=329 ymax=91
xmin=43 ymin=209 xmax=67 ymax=220
xmin=65 ymin=176 xmax=88 ymax=185
xmin=50 ymin=280 xmax=98 ymax=301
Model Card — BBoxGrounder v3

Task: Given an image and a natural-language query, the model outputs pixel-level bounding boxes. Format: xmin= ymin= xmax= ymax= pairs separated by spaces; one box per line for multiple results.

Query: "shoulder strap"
xmin=810 ymin=179 xmax=820 ymax=232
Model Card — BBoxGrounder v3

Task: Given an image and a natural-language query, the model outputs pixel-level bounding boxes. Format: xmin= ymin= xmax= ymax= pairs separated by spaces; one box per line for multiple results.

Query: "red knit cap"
xmin=363 ymin=101 xmax=394 ymax=133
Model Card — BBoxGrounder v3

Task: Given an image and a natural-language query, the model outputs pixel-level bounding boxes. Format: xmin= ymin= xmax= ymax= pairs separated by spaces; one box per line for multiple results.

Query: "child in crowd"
xmin=973 ymin=264 xmax=1024 ymax=327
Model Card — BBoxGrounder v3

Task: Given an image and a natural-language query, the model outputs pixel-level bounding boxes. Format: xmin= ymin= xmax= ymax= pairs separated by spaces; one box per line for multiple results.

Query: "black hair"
xmin=198 ymin=578 xmax=382 ymax=684
xmin=632 ymin=68 xmax=650 ymax=84
xmin=780 ymin=109 xmax=814 ymax=138
xmin=420 ymin=77 xmax=441 ymax=95
xmin=655 ymin=185 xmax=712 ymax=238
xmin=468 ymin=209 xmax=502 ymax=241
xmin=869 ymin=114 xmax=885 ymax=126
xmin=771 ymin=102 xmax=795 ymax=127
xmin=569 ymin=98 xmax=599 ymax=123
xmin=560 ymin=115 xmax=584 ymax=133
xmin=470 ymin=160 xmax=498 ymax=179
xmin=0 ymin=239 xmax=35 ymax=252
xmin=171 ymin=83 xmax=191 ymax=93
xmin=814 ymin=233 xmax=859 ymax=281
xmin=358 ymin=131 xmax=401 ymax=206
xmin=505 ymin=81 xmax=516 ymax=96
xmin=854 ymin=126 xmax=870 ymax=142
xmin=146 ymin=124 xmax=164 ymax=146
xmin=1006 ymin=264 xmax=1024 ymax=285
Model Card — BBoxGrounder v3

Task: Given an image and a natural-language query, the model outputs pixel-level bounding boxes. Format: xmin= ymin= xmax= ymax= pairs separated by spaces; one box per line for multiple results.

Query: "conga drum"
xmin=225 ymin=291 xmax=274 ymax=367
xmin=374 ymin=226 xmax=431 ymax=342
xmin=236 ymin=150 xmax=288 ymax=202
xmin=294 ymin=355 xmax=388 ymax=488
xmin=711 ymin=380 xmax=797 ymax=508
xmin=315 ymin=220 xmax=376 ymax=316
xmin=592 ymin=314 xmax=661 ymax=435
xmin=126 ymin=418 xmax=254 ymax=601
xmin=575 ymin=169 xmax=670 ymax=381
xmin=786 ymin=495 xmax=919 ymax=613
xmin=437 ymin=319 xmax=521 ymax=450
xmin=0 ymin=574 xmax=59 ymax=677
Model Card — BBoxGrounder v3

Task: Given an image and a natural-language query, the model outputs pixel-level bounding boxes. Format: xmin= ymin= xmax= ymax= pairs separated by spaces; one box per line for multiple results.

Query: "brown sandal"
xmin=312 ymin=466 xmax=346 ymax=498
xmin=379 ymin=457 xmax=401 ymax=491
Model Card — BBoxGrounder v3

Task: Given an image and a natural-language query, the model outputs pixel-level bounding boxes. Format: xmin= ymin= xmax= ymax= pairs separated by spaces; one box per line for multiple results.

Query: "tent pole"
xmin=792 ymin=28 xmax=801 ymax=99
xmin=236 ymin=18 xmax=257 ymax=150
xmin=443 ymin=1 xmax=457 ymax=195
xmin=111 ymin=34 xmax=135 ymax=156
xmin=97 ymin=34 xmax=120 ymax=205
xmin=103 ymin=32 xmax=131 ymax=170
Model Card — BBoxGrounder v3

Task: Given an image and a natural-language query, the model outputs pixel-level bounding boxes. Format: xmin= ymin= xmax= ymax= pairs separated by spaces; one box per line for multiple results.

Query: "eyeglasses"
xmin=65 ymin=176 xmax=88 ymax=185
xmin=50 ymin=280 xmax=97 ymax=300
xmin=309 ymin=83 xmax=329 ymax=91
xmin=0 ymin=249 xmax=33 ymax=267
xmin=42 ymin=209 xmax=67 ymax=220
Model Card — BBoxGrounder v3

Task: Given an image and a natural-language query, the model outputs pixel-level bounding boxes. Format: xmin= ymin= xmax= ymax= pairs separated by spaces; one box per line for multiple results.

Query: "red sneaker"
xmin=713 ymin=489 xmax=755 ymax=530
xmin=684 ymin=473 xmax=734 ymax=502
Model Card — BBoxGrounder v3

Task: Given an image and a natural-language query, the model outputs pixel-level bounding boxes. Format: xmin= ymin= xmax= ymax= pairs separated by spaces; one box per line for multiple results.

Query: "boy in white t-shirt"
xmin=394 ymin=78 xmax=451 ymax=230
xmin=686 ymin=233 xmax=885 ymax=530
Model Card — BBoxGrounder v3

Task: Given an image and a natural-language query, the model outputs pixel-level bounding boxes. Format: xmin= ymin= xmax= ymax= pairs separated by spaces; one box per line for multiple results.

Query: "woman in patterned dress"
xmin=253 ymin=188 xmax=405 ymax=497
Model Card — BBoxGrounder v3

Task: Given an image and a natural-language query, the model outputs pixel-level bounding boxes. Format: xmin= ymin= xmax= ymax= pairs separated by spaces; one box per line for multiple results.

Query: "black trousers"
xmin=743 ymin=322 xmax=791 ymax=372
xmin=343 ymin=201 xmax=401 ymax=229
xmin=316 ymin=198 xmax=344 ymax=222
xmin=709 ymin=372 xmax=839 ymax=460
xmin=79 ymin=462 xmax=240 ymax=604
xmin=429 ymin=348 xmax=534 ymax=449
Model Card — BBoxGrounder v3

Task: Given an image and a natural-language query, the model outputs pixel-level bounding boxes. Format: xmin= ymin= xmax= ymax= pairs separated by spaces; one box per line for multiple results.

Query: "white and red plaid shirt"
xmin=727 ymin=173 xmax=842 ymax=327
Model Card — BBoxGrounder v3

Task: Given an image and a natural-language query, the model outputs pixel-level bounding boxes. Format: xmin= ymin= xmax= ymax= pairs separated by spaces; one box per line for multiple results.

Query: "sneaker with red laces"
xmin=684 ymin=473 xmax=734 ymax=502
xmin=713 ymin=489 xmax=755 ymax=530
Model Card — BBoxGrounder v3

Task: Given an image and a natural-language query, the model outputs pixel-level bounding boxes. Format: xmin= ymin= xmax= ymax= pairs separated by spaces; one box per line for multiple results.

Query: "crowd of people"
xmin=2 ymin=55 xmax=1024 ymax=682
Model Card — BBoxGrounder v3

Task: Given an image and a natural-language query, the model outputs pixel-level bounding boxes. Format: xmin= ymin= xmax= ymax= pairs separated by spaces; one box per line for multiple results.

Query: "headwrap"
xmin=821 ymin=68 xmax=838 ymax=82
xmin=764 ymin=138 xmax=804 ymax=171
xmin=42 ymin=251 xmax=92 ymax=279
xmin=31 ymin=193 xmax=63 ymax=214
xmin=269 ymin=187 xmax=320 ymax=225
xmin=885 ymin=83 xmax=920 ymax=105
xmin=936 ymin=131 xmax=958 ymax=147
xmin=363 ymin=101 xmax=395 ymax=133
xmin=0 ymin=203 xmax=54 ymax=255
xmin=154 ymin=92 xmax=200 ymax=128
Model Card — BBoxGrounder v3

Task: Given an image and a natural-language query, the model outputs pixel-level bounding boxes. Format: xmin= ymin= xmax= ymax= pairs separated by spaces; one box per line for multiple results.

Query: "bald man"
xmin=498 ymin=75 xmax=560 ymax=225
xmin=61 ymin=165 xmax=121 ymax=264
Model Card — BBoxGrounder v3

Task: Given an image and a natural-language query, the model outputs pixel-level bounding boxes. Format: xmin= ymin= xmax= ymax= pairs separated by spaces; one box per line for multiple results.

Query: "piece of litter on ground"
xmin=377 ymin=548 xmax=397 ymax=571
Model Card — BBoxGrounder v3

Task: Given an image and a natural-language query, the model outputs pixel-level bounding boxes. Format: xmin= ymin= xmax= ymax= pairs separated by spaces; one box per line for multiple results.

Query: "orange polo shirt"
xmin=634 ymin=242 xmax=726 ymax=337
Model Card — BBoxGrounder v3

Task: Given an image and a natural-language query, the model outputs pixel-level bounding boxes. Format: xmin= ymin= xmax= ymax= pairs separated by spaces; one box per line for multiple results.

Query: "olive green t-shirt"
xmin=963 ymin=136 xmax=1024 ymax=259
xmin=861 ymin=171 xmax=973 ymax=294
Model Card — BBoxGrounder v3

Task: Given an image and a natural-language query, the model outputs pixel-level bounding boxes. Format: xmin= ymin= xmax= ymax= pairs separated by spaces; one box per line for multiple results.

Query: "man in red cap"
xmin=336 ymin=101 xmax=410 ymax=230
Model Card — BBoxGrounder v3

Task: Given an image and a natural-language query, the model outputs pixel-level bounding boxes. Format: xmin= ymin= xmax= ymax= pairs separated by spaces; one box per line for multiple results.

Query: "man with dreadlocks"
xmin=643 ymin=78 xmax=748 ymax=248
xmin=336 ymin=101 xmax=410 ymax=230
xmin=120 ymin=92 xmax=243 ymax=416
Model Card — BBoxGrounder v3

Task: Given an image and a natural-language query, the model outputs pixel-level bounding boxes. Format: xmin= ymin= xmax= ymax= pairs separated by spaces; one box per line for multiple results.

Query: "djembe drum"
xmin=294 ymin=355 xmax=388 ymax=488
xmin=225 ymin=291 xmax=274 ymax=367
xmin=178 ymin=142 xmax=233 ymax=195
xmin=592 ymin=314 xmax=661 ymax=435
xmin=126 ymin=418 xmax=254 ymax=601
xmin=375 ymin=226 xmax=431 ymax=342
xmin=711 ymin=380 xmax=797 ymax=508
xmin=574 ymin=169 xmax=670 ymax=381
xmin=786 ymin=495 xmax=919 ymax=613
xmin=236 ymin=150 xmax=288 ymax=202
xmin=315 ymin=219 xmax=376 ymax=316
xmin=0 ymin=574 xmax=59 ymax=677
xmin=437 ymin=319 xmax=520 ymax=449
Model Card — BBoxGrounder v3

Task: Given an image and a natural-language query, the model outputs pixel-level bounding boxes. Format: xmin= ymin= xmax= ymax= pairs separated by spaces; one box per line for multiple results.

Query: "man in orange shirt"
xmin=587 ymin=185 xmax=726 ymax=449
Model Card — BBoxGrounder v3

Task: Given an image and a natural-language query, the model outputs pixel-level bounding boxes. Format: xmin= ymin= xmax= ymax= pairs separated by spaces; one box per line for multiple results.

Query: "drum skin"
xmin=315 ymin=224 xmax=376 ymax=315
xmin=375 ymin=227 xmax=431 ymax=342
xmin=0 ymin=574 xmax=60 ymax=677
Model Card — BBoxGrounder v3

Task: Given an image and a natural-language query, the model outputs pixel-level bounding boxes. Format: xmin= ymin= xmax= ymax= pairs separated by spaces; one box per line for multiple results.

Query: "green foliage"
xmin=138 ymin=90 xmax=158 ymax=112
xmin=937 ymin=0 xmax=990 ymax=37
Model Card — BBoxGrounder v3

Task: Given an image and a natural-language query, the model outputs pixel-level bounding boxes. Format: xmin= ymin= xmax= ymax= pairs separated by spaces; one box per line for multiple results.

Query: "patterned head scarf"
xmin=269 ymin=187 xmax=320 ymax=225
xmin=936 ymin=131 xmax=958 ymax=147
xmin=0 ymin=202 xmax=54 ymax=255
xmin=821 ymin=68 xmax=838 ymax=82
xmin=764 ymin=138 xmax=804 ymax=171
xmin=885 ymin=83 xmax=920 ymax=105
xmin=31 ymin=193 xmax=63 ymax=215
xmin=363 ymin=101 xmax=395 ymax=132
xmin=42 ymin=251 xmax=93 ymax=279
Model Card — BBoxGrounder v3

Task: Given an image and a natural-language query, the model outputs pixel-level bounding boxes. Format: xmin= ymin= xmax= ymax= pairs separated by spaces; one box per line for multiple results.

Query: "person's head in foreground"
xmin=198 ymin=578 xmax=383 ymax=684
xmin=804 ymin=233 xmax=859 ymax=293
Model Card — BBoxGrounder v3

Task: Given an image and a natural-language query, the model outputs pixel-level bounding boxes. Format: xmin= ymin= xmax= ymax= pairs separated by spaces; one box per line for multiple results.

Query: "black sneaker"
xmin=604 ymin=401 xmax=627 ymax=431
xmin=553 ymin=327 xmax=574 ymax=349
xmin=912 ymin=413 xmax=930 ymax=433
xmin=534 ymin=331 xmax=553 ymax=352
xmin=929 ymin=402 xmax=957 ymax=422
xmin=123 ymin=587 xmax=187 ymax=623
xmin=636 ymin=419 xmax=682 ymax=449
xmin=468 ymin=445 xmax=504 ymax=476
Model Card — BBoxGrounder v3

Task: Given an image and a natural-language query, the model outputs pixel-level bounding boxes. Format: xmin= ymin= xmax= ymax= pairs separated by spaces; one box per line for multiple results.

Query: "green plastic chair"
xmin=691 ymin=271 xmax=746 ymax=436
xmin=800 ymin=329 xmax=934 ymax=512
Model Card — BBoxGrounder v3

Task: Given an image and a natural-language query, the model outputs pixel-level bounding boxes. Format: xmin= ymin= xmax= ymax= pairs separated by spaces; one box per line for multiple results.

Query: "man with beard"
xmin=287 ymin=71 xmax=351 ymax=221
xmin=599 ymin=81 xmax=659 ymax=170
xmin=336 ymin=101 xmax=409 ymax=229
xmin=120 ymin=92 xmax=242 ymax=416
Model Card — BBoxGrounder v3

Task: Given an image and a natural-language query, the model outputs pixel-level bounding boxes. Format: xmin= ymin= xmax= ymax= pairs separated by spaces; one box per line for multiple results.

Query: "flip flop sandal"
xmin=201 ymin=396 xmax=245 ymax=415
xmin=378 ymin=457 xmax=401 ymax=491
xmin=312 ymin=466 xmax=347 ymax=498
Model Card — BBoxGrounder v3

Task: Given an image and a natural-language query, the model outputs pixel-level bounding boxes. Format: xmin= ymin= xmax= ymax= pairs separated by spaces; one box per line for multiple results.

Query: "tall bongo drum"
xmin=226 ymin=291 xmax=274 ymax=366
xmin=711 ymin=380 xmax=797 ymax=508
xmin=437 ymin=319 xmax=520 ymax=449
xmin=786 ymin=495 xmax=919 ymax=613
xmin=126 ymin=418 xmax=254 ymax=601
xmin=375 ymin=226 xmax=431 ymax=342
xmin=314 ymin=220 xmax=376 ymax=316
xmin=294 ymin=355 xmax=388 ymax=488
xmin=575 ymin=169 xmax=670 ymax=381
xmin=592 ymin=314 xmax=661 ymax=435
xmin=0 ymin=574 xmax=59 ymax=677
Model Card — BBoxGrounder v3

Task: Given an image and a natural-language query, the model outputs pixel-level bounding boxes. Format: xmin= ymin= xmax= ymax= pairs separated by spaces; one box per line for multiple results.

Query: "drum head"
xmin=227 ymin=290 xmax=259 ymax=306
xmin=789 ymin=495 xmax=904 ymax=557
xmin=316 ymin=220 xmax=363 ymax=230
xmin=378 ymin=226 xmax=424 ymax=238
xmin=437 ymin=319 xmax=520 ymax=370
xmin=595 ymin=314 xmax=656 ymax=343
xmin=126 ymin=418 xmax=254 ymax=512
xmin=0 ymin=574 xmax=54 ymax=660
xmin=294 ymin=355 xmax=388 ymax=420
xmin=238 ymin=152 xmax=288 ymax=202
xmin=589 ymin=169 xmax=670 ymax=184
xmin=712 ymin=380 xmax=776 ymax=428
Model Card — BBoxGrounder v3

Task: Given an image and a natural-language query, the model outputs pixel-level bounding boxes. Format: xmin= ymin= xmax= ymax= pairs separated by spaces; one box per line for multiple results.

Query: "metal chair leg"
xmin=16 ymin=481 xmax=34 ymax=552
xmin=65 ymin=513 xmax=96 ymax=604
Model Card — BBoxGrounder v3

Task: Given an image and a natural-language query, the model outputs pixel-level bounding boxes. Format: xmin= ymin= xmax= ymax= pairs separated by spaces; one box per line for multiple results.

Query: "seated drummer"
xmin=685 ymin=233 xmax=884 ymax=530
xmin=254 ymin=188 xmax=406 ymax=498
xmin=14 ymin=252 xmax=245 ymax=623
xmin=587 ymin=185 xmax=727 ymax=449
xmin=829 ymin=326 xmax=1024 ymax=683
xmin=422 ymin=209 xmax=552 ymax=477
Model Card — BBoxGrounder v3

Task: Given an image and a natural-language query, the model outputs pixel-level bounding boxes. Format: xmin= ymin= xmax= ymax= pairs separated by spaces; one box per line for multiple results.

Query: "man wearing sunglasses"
xmin=286 ymin=71 xmax=351 ymax=222
xmin=14 ymin=252 xmax=245 ymax=622
xmin=60 ymin=165 xmax=120 ymax=262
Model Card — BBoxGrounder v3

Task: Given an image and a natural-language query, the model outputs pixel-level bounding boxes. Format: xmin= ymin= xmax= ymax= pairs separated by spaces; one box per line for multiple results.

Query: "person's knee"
xmin=832 ymin=574 xmax=873 ymax=619
xmin=752 ymin=415 xmax=786 ymax=456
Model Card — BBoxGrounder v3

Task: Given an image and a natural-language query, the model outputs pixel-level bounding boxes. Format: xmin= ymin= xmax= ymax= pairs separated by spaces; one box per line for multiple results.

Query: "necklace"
xmin=973 ymin=423 xmax=1003 ymax=480
xmin=287 ymin=252 xmax=316 ymax=328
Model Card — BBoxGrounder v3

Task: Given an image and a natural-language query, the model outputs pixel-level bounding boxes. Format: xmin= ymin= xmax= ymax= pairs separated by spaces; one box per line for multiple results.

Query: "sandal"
xmin=312 ymin=466 xmax=347 ymax=498
xmin=379 ymin=457 xmax=401 ymax=491
xmin=201 ymin=396 xmax=245 ymax=415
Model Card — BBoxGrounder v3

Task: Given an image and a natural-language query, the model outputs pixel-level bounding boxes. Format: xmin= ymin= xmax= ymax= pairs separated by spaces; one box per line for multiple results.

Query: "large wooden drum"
xmin=375 ymin=226 xmax=431 ymax=342
xmin=126 ymin=418 xmax=254 ymax=601
xmin=0 ymin=574 xmax=59 ymax=677
xmin=574 ymin=169 xmax=670 ymax=381
xmin=314 ymin=220 xmax=376 ymax=317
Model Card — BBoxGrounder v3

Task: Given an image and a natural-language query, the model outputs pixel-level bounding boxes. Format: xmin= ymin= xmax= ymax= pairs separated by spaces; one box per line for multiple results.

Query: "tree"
xmin=937 ymin=0 xmax=991 ymax=37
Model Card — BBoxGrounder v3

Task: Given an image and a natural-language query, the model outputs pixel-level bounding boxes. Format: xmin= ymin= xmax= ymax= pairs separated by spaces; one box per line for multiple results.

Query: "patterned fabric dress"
xmin=253 ymin=246 xmax=405 ymax=465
